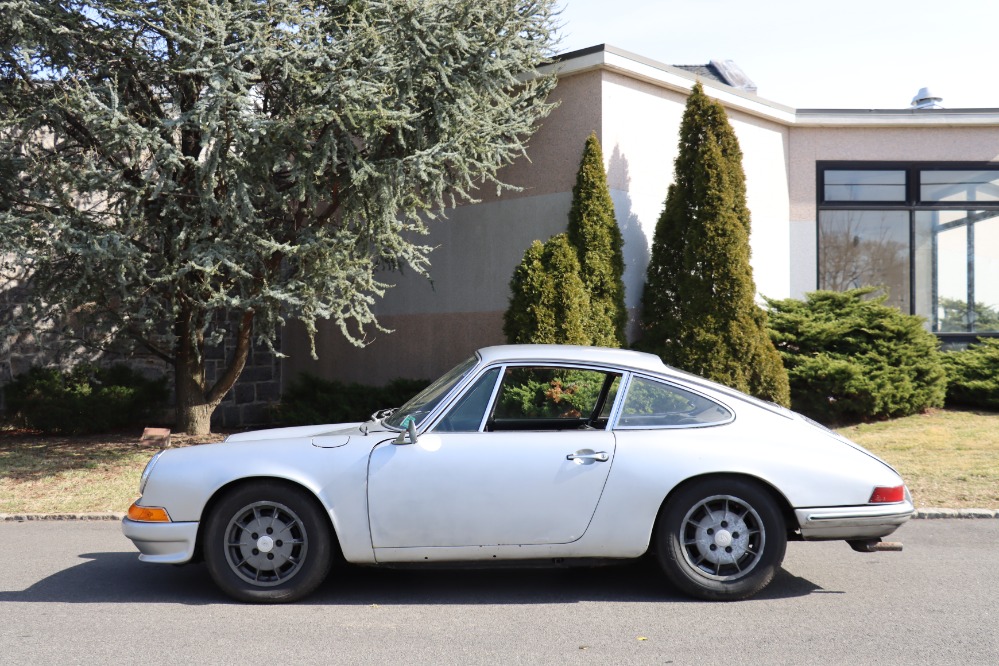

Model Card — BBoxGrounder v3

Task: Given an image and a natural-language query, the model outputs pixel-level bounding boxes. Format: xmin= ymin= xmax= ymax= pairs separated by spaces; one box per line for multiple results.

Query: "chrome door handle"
xmin=566 ymin=450 xmax=609 ymax=463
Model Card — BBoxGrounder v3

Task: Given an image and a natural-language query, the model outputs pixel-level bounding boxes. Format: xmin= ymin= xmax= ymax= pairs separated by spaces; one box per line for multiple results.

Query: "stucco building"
xmin=283 ymin=44 xmax=999 ymax=389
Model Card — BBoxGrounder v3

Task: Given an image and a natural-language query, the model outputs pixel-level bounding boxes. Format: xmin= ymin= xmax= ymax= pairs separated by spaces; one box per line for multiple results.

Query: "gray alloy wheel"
xmin=205 ymin=482 xmax=333 ymax=603
xmin=222 ymin=500 xmax=309 ymax=587
xmin=657 ymin=477 xmax=786 ymax=601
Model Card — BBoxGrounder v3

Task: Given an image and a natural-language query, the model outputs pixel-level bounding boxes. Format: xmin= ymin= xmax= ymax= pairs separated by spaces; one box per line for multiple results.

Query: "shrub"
xmin=272 ymin=375 xmax=430 ymax=426
xmin=766 ymin=288 xmax=947 ymax=424
xmin=941 ymin=338 xmax=999 ymax=410
xmin=503 ymin=233 xmax=592 ymax=345
xmin=3 ymin=364 xmax=169 ymax=434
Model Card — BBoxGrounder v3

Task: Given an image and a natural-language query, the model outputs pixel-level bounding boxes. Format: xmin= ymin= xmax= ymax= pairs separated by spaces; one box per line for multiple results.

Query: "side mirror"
xmin=393 ymin=417 xmax=419 ymax=445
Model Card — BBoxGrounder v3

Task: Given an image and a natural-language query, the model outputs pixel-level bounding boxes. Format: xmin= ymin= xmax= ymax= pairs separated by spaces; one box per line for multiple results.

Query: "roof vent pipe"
xmin=911 ymin=87 xmax=944 ymax=109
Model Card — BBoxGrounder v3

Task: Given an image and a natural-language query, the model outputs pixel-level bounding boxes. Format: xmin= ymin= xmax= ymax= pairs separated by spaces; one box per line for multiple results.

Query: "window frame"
xmin=816 ymin=161 xmax=999 ymax=343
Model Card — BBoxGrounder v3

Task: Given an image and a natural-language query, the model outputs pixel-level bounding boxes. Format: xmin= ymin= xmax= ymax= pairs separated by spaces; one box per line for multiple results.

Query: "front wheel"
xmin=204 ymin=482 xmax=333 ymax=603
xmin=656 ymin=478 xmax=786 ymax=601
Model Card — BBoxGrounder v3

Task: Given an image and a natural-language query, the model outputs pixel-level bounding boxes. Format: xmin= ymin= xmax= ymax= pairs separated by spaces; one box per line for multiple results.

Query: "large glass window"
xmin=818 ymin=210 xmax=910 ymax=312
xmin=915 ymin=210 xmax=999 ymax=333
xmin=818 ymin=164 xmax=999 ymax=338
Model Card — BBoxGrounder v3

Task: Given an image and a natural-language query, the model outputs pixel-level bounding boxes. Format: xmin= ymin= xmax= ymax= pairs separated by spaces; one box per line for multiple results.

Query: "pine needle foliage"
xmin=503 ymin=234 xmax=591 ymax=345
xmin=0 ymin=0 xmax=558 ymax=433
xmin=940 ymin=338 xmax=999 ymax=410
xmin=567 ymin=132 xmax=627 ymax=347
xmin=766 ymin=288 xmax=947 ymax=424
xmin=638 ymin=83 xmax=789 ymax=406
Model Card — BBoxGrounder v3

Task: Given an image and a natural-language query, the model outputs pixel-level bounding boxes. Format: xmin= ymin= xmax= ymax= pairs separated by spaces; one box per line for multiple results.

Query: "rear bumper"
xmin=121 ymin=518 xmax=199 ymax=564
xmin=795 ymin=501 xmax=914 ymax=540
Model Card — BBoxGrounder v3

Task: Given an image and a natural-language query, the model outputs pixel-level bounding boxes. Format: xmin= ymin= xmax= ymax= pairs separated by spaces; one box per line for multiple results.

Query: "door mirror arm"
xmin=393 ymin=417 xmax=419 ymax=445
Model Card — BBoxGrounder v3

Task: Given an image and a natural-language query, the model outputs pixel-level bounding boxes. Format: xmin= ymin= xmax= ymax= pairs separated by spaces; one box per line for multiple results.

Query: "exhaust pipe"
xmin=848 ymin=539 xmax=903 ymax=553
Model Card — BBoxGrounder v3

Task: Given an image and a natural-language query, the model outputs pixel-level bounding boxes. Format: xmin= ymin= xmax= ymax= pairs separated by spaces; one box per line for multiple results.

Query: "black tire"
xmin=204 ymin=481 xmax=333 ymax=603
xmin=656 ymin=477 xmax=786 ymax=601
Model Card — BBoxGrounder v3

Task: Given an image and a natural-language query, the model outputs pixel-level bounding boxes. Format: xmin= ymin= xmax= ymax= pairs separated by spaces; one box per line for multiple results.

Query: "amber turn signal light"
xmin=128 ymin=501 xmax=171 ymax=522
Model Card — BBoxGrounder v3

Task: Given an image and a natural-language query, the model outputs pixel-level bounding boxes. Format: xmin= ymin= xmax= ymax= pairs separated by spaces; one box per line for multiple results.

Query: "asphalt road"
xmin=1 ymin=519 xmax=996 ymax=665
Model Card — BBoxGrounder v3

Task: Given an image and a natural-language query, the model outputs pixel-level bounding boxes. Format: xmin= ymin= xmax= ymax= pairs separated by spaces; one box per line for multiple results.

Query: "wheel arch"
xmin=192 ymin=476 xmax=343 ymax=563
xmin=653 ymin=472 xmax=799 ymax=545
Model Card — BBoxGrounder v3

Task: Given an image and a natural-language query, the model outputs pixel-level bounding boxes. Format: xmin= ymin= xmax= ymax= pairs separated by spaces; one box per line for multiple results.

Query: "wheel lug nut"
xmin=725 ymin=547 xmax=733 ymax=553
xmin=710 ymin=544 xmax=717 ymax=551
xmin=267 ymin=528 xmax=273 ymax=535
xmin=252 ymin=533 xmax=258 ymax=540
xmin=267 ymin=553 xmax=274 ymax=560
xmin=252 ymin=549 xmax=259 ymax=555
xmin=707 ymin=528 xmax=714 ymax=535
xmin=276 ymin=540 xmax=283 ymax=547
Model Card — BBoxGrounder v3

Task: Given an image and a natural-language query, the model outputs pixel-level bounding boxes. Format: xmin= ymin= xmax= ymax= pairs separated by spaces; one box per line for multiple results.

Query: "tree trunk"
xmin=173 ymin=309 xmax=256 ymax=436
xmin=174 ymin=344 xmax=218 ymax=436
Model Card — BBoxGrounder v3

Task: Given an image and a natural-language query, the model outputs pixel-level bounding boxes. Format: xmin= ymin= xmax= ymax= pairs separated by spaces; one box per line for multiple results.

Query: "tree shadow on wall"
xmin=607 ymin=144 xmax=650 ymax=335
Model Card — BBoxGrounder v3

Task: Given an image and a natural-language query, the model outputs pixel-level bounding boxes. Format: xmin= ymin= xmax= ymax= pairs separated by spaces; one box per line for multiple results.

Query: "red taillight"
xmin=869 ymin=485 xmax=905 ymax=504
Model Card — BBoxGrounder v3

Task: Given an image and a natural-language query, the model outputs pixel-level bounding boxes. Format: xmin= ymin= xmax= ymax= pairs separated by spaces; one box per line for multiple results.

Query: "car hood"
xmin=224 ymin=422 xmax=368 ymax=443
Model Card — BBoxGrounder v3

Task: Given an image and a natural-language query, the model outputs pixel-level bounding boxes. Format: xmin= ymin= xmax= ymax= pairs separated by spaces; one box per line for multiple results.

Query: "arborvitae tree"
xmin=639 ymin=83 xmax=790 ymax=406
xmin=567 ymin=132 xmax=628 ymax=347
xmin=0 ymin=0 xmax=557 ymax=434
xmin=503 ymin=234 xmax=591 ymax=345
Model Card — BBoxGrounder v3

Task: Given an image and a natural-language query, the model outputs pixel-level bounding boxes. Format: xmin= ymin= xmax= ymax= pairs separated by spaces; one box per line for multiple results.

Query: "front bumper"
xmin=795 ymin=501 xmax=914 ymax=541
xmin=121 ymin=518 xmax=199 ymax=564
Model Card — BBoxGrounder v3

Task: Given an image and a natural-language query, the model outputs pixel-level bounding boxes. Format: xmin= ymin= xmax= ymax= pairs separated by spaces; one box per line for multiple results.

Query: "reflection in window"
xmin=491 ymin=366 xmax=614 ymax=423
xmin=824 ymin=170 xmax=906 ymax=202
xmin=915 ymin=210 xmax=999 ymax=333
xmin=818 ymin=210 xmax=911 ymax=312
xmin=921 ymin=171 xmax=999 ymax=203
xmin=617 ymin=377 xmax=731 ymax=428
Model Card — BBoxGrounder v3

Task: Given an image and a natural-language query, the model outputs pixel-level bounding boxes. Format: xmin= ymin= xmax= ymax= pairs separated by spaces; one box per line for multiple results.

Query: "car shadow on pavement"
xmin=0 ymin=552 xmax=824 ymax=605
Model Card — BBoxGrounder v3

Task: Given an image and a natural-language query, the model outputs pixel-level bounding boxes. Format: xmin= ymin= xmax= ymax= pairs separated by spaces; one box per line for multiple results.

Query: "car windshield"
xmin=384 ymin=356 xmax=478 ymax=429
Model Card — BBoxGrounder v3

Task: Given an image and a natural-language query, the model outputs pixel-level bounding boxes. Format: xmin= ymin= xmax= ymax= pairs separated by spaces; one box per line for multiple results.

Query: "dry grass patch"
xmin=0 ymin=430 xmax=223 ymax=514
xmin=838 ymin=409 xmax=999 ymax=509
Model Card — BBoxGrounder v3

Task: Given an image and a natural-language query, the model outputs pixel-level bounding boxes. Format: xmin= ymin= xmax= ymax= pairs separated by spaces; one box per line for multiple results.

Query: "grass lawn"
xmin=1 ymin=408 xmax=997 ymax=514
xmin=838 ymin=408 xmax=999 ymax=510
xmin=0 ymin=431 xmax=223 ymax=514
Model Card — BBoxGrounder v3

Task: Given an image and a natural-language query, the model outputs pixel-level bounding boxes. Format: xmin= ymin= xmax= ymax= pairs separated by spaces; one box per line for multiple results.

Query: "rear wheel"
xmin=204 ymin=482 xmax=333 ymax=603
xmin=656 ymin=478 xmax=786 ymax=601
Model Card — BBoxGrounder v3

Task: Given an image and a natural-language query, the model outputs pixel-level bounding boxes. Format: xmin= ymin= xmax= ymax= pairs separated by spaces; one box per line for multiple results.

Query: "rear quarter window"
xmin=616 ymin=376 xmax=732 ymax=428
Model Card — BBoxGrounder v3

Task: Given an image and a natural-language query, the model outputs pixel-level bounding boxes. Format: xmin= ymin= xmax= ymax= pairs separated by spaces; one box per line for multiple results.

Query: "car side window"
xmin=617 ymin=376 xmax=732 ymax=428
xmin=488 ymin=366 xmax=616 ymax=431
xmin=433 ymin=368 xmax=501 ymax=432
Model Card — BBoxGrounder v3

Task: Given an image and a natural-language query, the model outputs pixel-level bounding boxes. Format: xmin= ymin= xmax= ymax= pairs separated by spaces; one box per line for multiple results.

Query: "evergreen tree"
xmin=0 ymin=0 xmax=558 ymax=434
xmin=503 ymin=234 xmax=591 ymax=345
xmin=567 ymin=132 xmax=628 ymax=347
xmin=639 ymin=83 xmax=790 ymax=406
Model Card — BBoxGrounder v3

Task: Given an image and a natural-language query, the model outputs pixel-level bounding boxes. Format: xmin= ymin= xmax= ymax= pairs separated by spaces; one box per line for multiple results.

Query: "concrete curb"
xmin=2 ymin=509 xmax=998 ymax=522
xmin=2 ymin=513 xmax=126 ymax=522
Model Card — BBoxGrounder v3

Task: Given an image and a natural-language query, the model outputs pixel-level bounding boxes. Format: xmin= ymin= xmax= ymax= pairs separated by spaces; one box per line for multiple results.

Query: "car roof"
xmin=476 ymin=344 xmax=669 ymax=374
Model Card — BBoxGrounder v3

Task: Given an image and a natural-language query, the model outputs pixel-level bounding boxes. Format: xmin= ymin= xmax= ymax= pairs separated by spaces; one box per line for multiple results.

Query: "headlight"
xmin=139 ymin=450 xmax=165 ymax=495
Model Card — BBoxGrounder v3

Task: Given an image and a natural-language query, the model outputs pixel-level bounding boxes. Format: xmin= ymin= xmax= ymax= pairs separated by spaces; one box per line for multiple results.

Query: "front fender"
xmin=137 ymin=438 xmax=377 ymax=563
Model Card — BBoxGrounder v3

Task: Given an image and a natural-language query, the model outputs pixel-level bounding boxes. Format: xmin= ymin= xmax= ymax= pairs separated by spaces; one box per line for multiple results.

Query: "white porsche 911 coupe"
xmin=123 ymin=345 xmax=913 ymax=602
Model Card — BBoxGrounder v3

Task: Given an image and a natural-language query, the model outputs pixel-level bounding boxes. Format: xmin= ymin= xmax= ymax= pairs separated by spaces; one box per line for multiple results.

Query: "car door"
xmin=367 ymin=365 xmax=620 ymax=549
